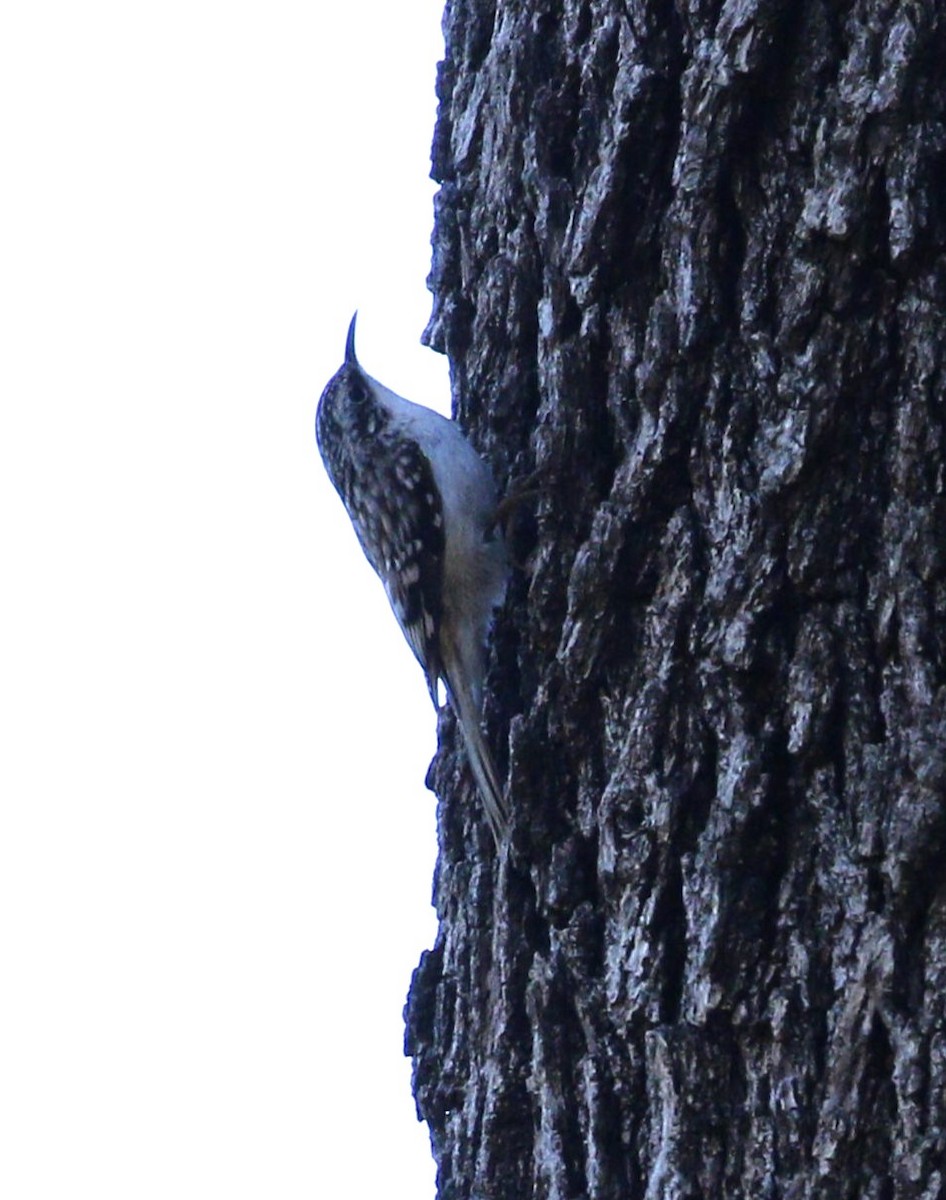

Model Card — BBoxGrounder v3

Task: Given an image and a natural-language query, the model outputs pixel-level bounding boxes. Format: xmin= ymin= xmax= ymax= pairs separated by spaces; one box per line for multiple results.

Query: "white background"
xmin=1 ymin=3 xmax=451 ymax=1195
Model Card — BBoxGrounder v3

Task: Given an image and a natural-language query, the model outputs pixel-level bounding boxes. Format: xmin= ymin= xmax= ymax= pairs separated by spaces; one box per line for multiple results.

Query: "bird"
xmin=315 ymin=314 xmax=509 ymax=846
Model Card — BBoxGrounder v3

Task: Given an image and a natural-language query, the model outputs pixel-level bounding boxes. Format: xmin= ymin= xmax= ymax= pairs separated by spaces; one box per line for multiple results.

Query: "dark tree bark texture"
xmin=405 ymin=2 xmax=946 ymax=1197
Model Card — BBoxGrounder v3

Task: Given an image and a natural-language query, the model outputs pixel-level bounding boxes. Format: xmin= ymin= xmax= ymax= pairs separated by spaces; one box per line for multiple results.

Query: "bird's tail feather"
xmin=443 ymin=663 xmax=508 ymax=848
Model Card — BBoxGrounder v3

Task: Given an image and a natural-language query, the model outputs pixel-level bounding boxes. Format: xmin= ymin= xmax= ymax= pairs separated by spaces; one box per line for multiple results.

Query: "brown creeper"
xmin=315 ymin=315 xmax=509 ymax=846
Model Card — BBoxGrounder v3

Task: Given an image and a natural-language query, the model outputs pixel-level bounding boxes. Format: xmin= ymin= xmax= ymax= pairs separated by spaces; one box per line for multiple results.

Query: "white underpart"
xmin=367 ymin=373 xmax=509 ymax=843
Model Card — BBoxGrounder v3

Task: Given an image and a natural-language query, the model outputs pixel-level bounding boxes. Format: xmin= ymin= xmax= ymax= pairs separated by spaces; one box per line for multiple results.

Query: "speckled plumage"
xmin=316 ymin=315 xmax=509 ymax=845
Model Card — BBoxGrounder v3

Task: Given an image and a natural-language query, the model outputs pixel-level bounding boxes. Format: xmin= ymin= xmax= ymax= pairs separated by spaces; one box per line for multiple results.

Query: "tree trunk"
xmin=405 ymin=2 xmax=946 ymax=1197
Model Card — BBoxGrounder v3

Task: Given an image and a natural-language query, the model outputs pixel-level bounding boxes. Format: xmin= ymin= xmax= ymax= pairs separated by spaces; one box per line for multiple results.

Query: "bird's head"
xmin=315 ymin=313 xmax=388 ymax=483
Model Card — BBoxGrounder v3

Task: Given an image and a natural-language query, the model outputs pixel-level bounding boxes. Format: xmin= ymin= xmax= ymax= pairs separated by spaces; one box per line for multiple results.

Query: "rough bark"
xmin=405 ymin=2 xmax=946 ymax=1197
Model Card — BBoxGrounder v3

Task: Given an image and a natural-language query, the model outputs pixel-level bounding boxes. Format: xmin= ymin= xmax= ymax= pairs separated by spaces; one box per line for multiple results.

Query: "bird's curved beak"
xmin=345 ymin=312 xmax=358 ymax=367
